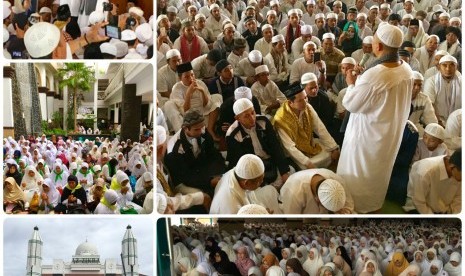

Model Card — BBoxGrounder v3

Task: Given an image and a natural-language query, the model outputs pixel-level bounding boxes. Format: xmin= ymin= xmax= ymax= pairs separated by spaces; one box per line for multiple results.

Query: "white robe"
xmin=444 ymin=109 xmax=461 ymax=151
xmin=337 ymin=61 xmax=413 ymax=213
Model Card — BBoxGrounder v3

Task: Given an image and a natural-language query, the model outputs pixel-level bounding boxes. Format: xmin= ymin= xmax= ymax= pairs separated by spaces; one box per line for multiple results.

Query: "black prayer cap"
xmin=348 ymin=8 xmax=358 ymax=14
xmin=388 ymin=13 xmax=402 ymax=21
xmin=215 ymin=59 xmax=230 ymax=72
xmin=446 ymin=26 xmax=461 ymax=41
xmin=450 ymin=148 xmax=461 ymax=171
xmin=399 ymin=49 xmax=411 ymax=58
xmin=284 ymin=82 xmax=304 ymax=99
xmin=177 ymin=62 xmax=193 ymax=74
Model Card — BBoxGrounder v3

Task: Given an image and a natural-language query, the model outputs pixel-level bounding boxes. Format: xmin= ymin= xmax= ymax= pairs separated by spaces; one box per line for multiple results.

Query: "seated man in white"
xmin=408 ymin=71 xmax=438 ymax=136
xmin=273 ymin=83 xmax=340 ymax=170
xmin=289 ymin=41 xmax=325 ymax=85
xmin=279 ymin=168 xmax=354 ymax=214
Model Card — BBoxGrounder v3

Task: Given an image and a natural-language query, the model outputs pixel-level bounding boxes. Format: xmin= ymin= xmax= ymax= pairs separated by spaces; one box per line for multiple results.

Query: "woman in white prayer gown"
xmin=20 ymin=167 xmax=43 ymax=190
xmin=443 ymin=252 xmax=461 ymax=276
xmin=303 ymin=248 xmax=324 ymax=275
xmin=38 ymin=178 xmax=60 ymax=214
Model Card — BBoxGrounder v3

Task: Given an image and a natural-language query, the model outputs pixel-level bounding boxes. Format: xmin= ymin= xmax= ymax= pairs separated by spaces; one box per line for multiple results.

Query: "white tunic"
xmin=289 ymin=57 xmax=321 ymax=84
xmin=227 ymin=51 xmax=249 ymax=71
xmin=94 ymin=203 xmax=118 ymax=214
xmin=290 ymin=37 xmax=321 ymax=64
xmin=254 ymin=38 xmax=273 ymax=57
xmin=157 ymin=64 xmax=179 ymax=94
xmin=191 ymin=54 xmax=217 ymax=80
xmin=251 ymin=80 xmax=286 ymax=113
xmin=235 ymin=57 xmax=278 ymax=81
xmin=412 ymin=140 xmax=449 ymax=163
xmin=403 ymin=155 xmax=461 ymax=214
xmin=337 ymin=62 xmax=413 ymax=213
xmin=423 ymin=73 xmax=461 ymax=124
xmin=444 ymin=109 xmax=461 ymax=151
xmin=279 ymin=169 xmax=354 ymax=214
xmin=206 ymin=14 xmax=229 ymax=38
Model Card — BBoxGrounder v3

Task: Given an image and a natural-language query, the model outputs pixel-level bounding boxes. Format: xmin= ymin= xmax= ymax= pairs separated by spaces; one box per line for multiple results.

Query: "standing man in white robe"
xmin=337 ymin=23 xmax=413 ymax=213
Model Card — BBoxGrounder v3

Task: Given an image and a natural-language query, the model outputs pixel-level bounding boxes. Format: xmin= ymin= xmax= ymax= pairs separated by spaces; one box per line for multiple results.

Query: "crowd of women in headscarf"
xmin=168 ymin=219 xmax=461 ymax=276
xmin=3 ymin=134 xmax=153 ymax=214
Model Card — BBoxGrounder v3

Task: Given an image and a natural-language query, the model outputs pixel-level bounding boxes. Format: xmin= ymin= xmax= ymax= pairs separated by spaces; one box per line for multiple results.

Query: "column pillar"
xmin=114 ymin=104 xmax=119 ymax=124
xmin=63 ymin=86 xmax=68 ymax=131
xmin=46 ymin=91 xmax=55 ymax=121
xmin=121 ymin=84 xmax=141 ymax=142
xmin=3 ymin=66 xmax=15 ymax=138
xmin=38 ymin=86 xmax=48 ymax=121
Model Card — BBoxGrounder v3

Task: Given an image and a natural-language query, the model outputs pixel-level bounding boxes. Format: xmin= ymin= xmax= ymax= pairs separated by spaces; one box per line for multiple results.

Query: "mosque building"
xmin=26 ymin=225 xmax=140 ymax=276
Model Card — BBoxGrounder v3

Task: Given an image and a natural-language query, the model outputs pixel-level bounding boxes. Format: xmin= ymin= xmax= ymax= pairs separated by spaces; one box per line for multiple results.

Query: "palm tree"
xmin=57 ymin=63 xmax=96 ymax=132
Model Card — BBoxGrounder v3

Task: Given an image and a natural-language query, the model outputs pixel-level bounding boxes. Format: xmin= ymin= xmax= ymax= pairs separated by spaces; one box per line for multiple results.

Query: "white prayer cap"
xmin=375 ymin=23 xmax=403 ymax=48
xmin=435 ymin=50 xmax=448 ymax=57
xmin=81 ymin=162 xmax=89 ymax=169
xmin=333 ymin=1 xmax=342 ymax=6
xmin=315 ymin=13 xmax=325 ymax=20
xmin=223 ymin=23 xmax=235 ymax=31
xmin=234 ymin=86 xmax=253 ymax=100
xmin=210 ymin=3 xmax=220 ymax=10
xmin=412 ymin=71 xmax=424 ymax=81
xmin=432 ymin=4 xmax=444 ymax=13
xmin=249 ymin=0 xmax=258 ymax=5
xmin=70 ymin=162 xmax=78 ymax=170
xmin=450 ymin=17 xmax=461 ymax=24
xmin=93 ymin=165 xmax=102 ymax=172
xmin=110 ymin=39 xmax=129 ymax=57
xmin=135 ymin=23 xmax=152 ymax=42
xmin=156 ymin=125 xmax=167 ymax=146
xmin=326 ymin=12 xmax=337 ymax=19
xmin=307 ymin=0 xmax=316 ymax=4
xmin=24 ymin=22 xmax=60 ymax=58
xmin=402 ymin=14 xmax=414 ymax=20
xmin=424 ymin=123 xmax=445 ymax=140
xmin=270 ymin=0 xmax=279 ymax=6
xmin=267 ymin=10 xmax=277 ymax=16
xmin=303 ymin=41 xmax=316 ymax=49
xmin=195 ymin=13 xmax=206 ymax=21
xmin=157 ymin=14 xmax=168 ymax=25
xmin=3 ymin=1 xmax=10 ymax=19
xmin=166 ymin=48 xmax=181 ymax=59
xmin=357 ymin=12 xmax=367 ymax=19
xmin=341 ymin=57 xmax=356 ymax=65
xmin=322 ymin=32 xmax=335 ymax=40
xmin=404 ymin=0 xmax=414 ymax=3
xmin=234 ymin=154 xmax=265 ymax=180
xmin=129 ymin=6 xmax=144 ymax=17
xmin=121 ymin=29 xmax=137 ymax=41
xmin=248 ymin=50 xmax=263 ymax=63
xmin=89 ymin=11 xmax=105 ymax=25
xmin=369 ymin=5 xmax=379 ymax=10
xmin=39 ymin=7 xmax=52 ymax=13
xmin=3 ymin=27 xmax=9 ymax=43
xmin=104 ymin=189 xmax=119 ymax=205
xmin=439 ymin=55 xmax=457 ymax=64
xmin=363 ymin=35 xmax=373 ymax=44
xmin=188 ymin=5 xmax=197 ymax=10
xmin=296 ymin=9 xmax=303 ymax=15
xmin=288 ymin=9 xmax=298 ymax=16
xmin=301 ymin=73 xmax=318 ymax=84
xmin=238 ymin=204 xmax=269 ymax=214
xmin=255 ymin=64 xmax=269 ymax=75
xmin=380 ymin=3 xmax=390 ymax=9
xmin=301 ymin=25 xmax=313 ymax=35
xmin=439 ymin=12 xmax=450 ymax=18
xmin=271 ymin=34 xmax=284 ymax=43
xmin=233 ymin=98 xmax=254 ymax=115
xmin=166 ymin=6 xmax=177 ymax=13
xmin=261 ymin=24 xmax=272 ymax=31
xmin=317 ymin=179 xmax=346 ymax=212
xmin=136 ymin=44 xmax=148 ymax=56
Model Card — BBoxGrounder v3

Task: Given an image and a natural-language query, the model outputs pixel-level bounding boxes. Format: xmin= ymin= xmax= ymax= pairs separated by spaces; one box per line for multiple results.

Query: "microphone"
xmin=352 ymin=53 xmax=371 ymax=76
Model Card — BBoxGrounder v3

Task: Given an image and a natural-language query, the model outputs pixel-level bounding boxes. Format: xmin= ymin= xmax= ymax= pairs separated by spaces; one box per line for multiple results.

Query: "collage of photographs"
xmin=0 ymin=0 xmax=462 ymax=275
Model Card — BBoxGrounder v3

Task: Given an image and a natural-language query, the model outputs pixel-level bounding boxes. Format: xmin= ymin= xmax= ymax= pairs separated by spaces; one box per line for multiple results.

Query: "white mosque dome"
xmin=75 ymin=241 xmax=99 ymax=256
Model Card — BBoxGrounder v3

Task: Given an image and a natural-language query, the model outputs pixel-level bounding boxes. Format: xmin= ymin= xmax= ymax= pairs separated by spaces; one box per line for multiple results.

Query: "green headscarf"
xmin=343 ymin=21 xmax=362 ymax=45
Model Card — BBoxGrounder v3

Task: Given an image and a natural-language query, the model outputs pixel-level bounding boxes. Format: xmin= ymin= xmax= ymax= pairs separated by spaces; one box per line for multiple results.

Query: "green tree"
xmin=56 ymin=63 xmax=96 ymax=132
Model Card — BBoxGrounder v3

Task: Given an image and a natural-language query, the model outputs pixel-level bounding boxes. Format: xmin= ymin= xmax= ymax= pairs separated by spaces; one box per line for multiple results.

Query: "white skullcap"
xmin=210 ymin=3 xmax=220 ymax=10
xmin=303 ymin=41 xmax=316 ymax=49
xmin=157 ymin=194 xmax=168 ymax=213
xmin=270 ymin=0 xmax=279 ymax=6
xmin=223 ymin=23 xmax=235 ymax=31
xmin=271 ymin=34 xmax=284 ymax=43
xmin=261 ymin=24 xmax=272 ymax=31
xmin=380 ymin=3 xmax=390 ymax=9
xmin=357 ymin=12 xmax=367 ymax=19
xmin=412 ymin=71 xmax=424 ymax=81
xmin=89 ymin=11 xmax=105 ymax=25
xmin=322 ymin=32 xmax=336 ymax=40
xmin=104 ymin=189 xmax=119 ymax=204
xmin=93 ymin=165 xmax=102 ymax=172
xmin=156 ymin=125 xmax=167 ymax=146
xmin=450 ymin=17 xmax=461 ymax=24
xmin=157 ymin=14 xmax=168 ymax=25
xmin=121 ymin=30 xmax=137 ymax=41
xmin=307 ymin=0 xmax=316 ymax=4
xmin=166 ymin=6 xmax=177 ymax=13
xmin=315 ymin=13 xmax=325 ymax=20
xmin=81 ymin=162 xmax=89 ymax=168
xmin=435 ymin=50 xmax=448 ymax=57
xmin=110 ymin=39 xmax=129 ymax=57
xmin=369 ymin=5 xmax=379 ymax=10
xmin=333 ymin=0 xmax=342 ymax=6
xmin=234 ymin=86 xmax=253 ymax=100
xmin=248 ymin=50 xmax=262 ymax=63
xmin=234 ymin=154 xmax=265 ymax=179
xmin=424 ymin=123 xmax=445 ymax=140
xmin=188 ymin=5 xmax=197 ymax=10
xmin=267 ymin=10 xmax=277 ymax=16
xmin=288 ymin=9 xmax=298 ymax=16
xmin=317 ymin=179 xmax=346 ymax=212
xmin=135 ymin=23 xmax=153 ymax=42
xmin=233 ymin=98 xmax=254 ymax=115
xmin=195 ymin=13 xmax=206 ymax=21
xmin=402 ymin=14 xmax=414 ymax=20
xmin=432 ymin=4 xmax=444 ymax=13
xmin=70 ymin=162 xmax=77 ymax=170
xmin=3 ymin=3 xmax=10 ymax=19
xmin=439 ymin=12 xmax=450 ymax=18
xmin=404 ymin=0 xmax=414 ymax=3
xmin=3 ymin=27 xmax=9 ymax=43
xmin=296 ymin=9 xmax=303 ymax=15
xmin=249 ymin=0 xmax=258 ymax=5
xmin=341 ymin=57 xmax=356 ymax=65
xmin=39 ymin=7 xmax=52 ymax=13
xmin=165 ymin=48 xmax=181 ymax=59
xmin=439 ymin=55 xmax=457 ymax=64
xmin=237 ymin=204 xmax=269 ymax=214
xmin=363 ymin=35 xmax=373 ymax=44
xmin=375 ymin=23 xmax=403 ymax=48
xmin=24 ymin=22 xmax=60 ymax=58
xmin=129 ymin=7 xmax=144 ymax=17
xmin=3 ymin=0 xmax=10 ymax=8
xmin=136 ymin=44 xmax=148 ymax=56
xmin=326 ymin=12 xmax=337 ymax=19
xmin=301 ymin=73 xmax=318 ymax=84
xmin=255 ymin=64 xmax=269 ymax=75
xmin=301 ymin=25 xmax=313 ymax=35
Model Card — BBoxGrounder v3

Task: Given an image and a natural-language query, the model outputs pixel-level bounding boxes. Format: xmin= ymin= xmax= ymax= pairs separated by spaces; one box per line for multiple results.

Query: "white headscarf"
xmin=20 ymin=167 xmax=43 ymax=190
xmin=41 ymin=178 xmax=60 ymax=208
xmin=443 ymin=252 xmax=461 ymax=276
xmin=303 ymin=247 xmax=324 ymax=276
xmin=266 ymin=266 xmax=285 ymax=276
xmin=422 ymin=259 xmax=448 ymax=276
